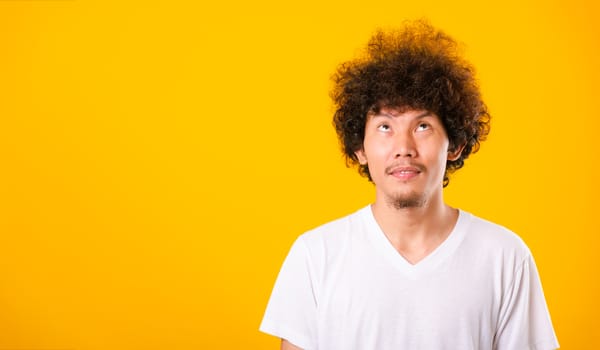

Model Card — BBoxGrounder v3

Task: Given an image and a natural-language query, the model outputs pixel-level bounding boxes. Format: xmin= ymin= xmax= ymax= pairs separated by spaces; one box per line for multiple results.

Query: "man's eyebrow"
xmin=371 ymin=110 xmax=433 ymax=119
xmin=415 ymin=111 xmax=433 ymax=119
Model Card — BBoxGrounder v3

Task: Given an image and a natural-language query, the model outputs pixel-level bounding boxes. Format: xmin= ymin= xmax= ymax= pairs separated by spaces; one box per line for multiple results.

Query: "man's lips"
xmin=385 ymin=164 xmax=424 ymax=179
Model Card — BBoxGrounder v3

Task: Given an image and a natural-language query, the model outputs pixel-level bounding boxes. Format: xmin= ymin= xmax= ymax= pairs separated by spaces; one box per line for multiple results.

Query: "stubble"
xmin=386 ymin=191 xmax=427 ymax=209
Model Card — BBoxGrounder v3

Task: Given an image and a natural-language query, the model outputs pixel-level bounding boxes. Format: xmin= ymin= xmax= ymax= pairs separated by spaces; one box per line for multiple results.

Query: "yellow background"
xmin=0 ymin=0 xmax=597 ymax=348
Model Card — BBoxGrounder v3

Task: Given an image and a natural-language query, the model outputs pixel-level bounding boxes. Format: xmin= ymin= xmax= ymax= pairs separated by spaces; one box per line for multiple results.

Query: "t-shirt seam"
xmin=298 ymin=234 xmax=320 ymax=309
xmin=501 ymin=253 xmax=531 ymax=301
xmin=494 ymin=252 xmax=532 ymax=348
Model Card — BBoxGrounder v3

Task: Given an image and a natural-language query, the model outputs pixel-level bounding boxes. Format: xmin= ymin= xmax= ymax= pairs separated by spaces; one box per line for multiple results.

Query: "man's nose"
xmin=393 ymin=133 xmax=417 ymax=158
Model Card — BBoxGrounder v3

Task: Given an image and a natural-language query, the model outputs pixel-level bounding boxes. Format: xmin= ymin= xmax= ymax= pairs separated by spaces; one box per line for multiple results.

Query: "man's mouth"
xmin=386 ymin=165 xmax=423 ymax=180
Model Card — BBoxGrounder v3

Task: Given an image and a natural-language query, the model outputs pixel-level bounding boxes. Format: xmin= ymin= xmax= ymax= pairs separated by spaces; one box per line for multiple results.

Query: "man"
xmin=260 ymin=20 xmax=559 ymax=350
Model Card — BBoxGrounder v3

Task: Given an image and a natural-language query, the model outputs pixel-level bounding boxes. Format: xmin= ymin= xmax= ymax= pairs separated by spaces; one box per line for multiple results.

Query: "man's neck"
xmin=370 ymin=196 xmax=459 ymax=265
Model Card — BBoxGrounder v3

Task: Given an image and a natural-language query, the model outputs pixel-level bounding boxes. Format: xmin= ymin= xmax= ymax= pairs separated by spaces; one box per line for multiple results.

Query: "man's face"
xmin=355 ymin=107 xmax=463 ymax=209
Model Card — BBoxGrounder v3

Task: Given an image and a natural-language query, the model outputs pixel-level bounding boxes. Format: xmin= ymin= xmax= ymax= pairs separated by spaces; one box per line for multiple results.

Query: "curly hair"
xmin=331 ymin=20 xmax=490 ymax=187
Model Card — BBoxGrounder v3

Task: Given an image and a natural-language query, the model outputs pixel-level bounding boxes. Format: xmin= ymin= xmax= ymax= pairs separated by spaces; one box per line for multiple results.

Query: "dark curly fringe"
xmin=331 ymin=20 xmax=491 ymax=187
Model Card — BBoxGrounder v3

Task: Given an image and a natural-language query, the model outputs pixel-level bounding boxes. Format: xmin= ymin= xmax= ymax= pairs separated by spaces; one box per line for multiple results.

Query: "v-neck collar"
xmin=359 ymin=204 xmax=472 ymax=278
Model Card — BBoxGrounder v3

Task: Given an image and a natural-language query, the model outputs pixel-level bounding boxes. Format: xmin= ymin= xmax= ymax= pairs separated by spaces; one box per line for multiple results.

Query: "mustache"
xmin=384 ymin=163 xmax=426 ymax=174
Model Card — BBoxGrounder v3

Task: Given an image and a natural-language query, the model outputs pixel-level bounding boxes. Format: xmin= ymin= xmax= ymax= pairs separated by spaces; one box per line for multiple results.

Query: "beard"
xmin=386 ymin=190 xmax=427 ymax=209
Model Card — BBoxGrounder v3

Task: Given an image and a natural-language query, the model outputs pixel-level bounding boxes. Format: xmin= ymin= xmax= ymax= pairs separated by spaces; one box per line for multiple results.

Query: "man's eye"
xmin=377 ymin=124 xmax=390 ymax=131
xmin=416 ymin=123 xmax=429 ymax=131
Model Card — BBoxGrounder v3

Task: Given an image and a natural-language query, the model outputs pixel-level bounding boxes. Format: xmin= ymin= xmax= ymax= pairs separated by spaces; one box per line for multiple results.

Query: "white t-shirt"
xmin=260 ymin=206 xmax=559 ymax=350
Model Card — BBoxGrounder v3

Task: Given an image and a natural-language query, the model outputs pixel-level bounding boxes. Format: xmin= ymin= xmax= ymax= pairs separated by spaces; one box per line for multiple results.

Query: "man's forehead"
xmin=369 ymin=107 xmax=435 ymax=119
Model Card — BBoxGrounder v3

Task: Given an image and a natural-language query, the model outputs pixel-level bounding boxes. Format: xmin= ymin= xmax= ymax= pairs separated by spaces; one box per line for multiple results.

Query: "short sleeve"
xmin=494 ymin=254 xmax=559 ymax=350
xmin=259 ymin=236 xmax=317 ymax=349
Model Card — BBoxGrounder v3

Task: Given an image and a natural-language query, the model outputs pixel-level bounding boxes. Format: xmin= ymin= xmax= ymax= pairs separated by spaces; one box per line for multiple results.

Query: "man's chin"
xmin=387 ymin=192 xmax=426 ymax=209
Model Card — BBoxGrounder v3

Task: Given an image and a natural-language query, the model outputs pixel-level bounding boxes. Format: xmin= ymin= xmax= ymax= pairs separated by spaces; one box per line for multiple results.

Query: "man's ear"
xmin=355 ymin=148 xmax=368 ymax=165
xmin=448 ymin=143 xmax=466 ymax=161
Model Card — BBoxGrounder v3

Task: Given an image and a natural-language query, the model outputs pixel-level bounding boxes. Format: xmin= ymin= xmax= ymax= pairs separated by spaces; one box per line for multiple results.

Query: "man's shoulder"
xmin=297 ymin=205 xmax=369 ymax=247
xmin=461 ymin=210 xmax=531 ymax=258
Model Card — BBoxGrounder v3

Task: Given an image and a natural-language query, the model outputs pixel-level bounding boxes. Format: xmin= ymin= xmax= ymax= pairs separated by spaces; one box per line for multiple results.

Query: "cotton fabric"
xmin=260 ymin=206 xmax=558 ymax=350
